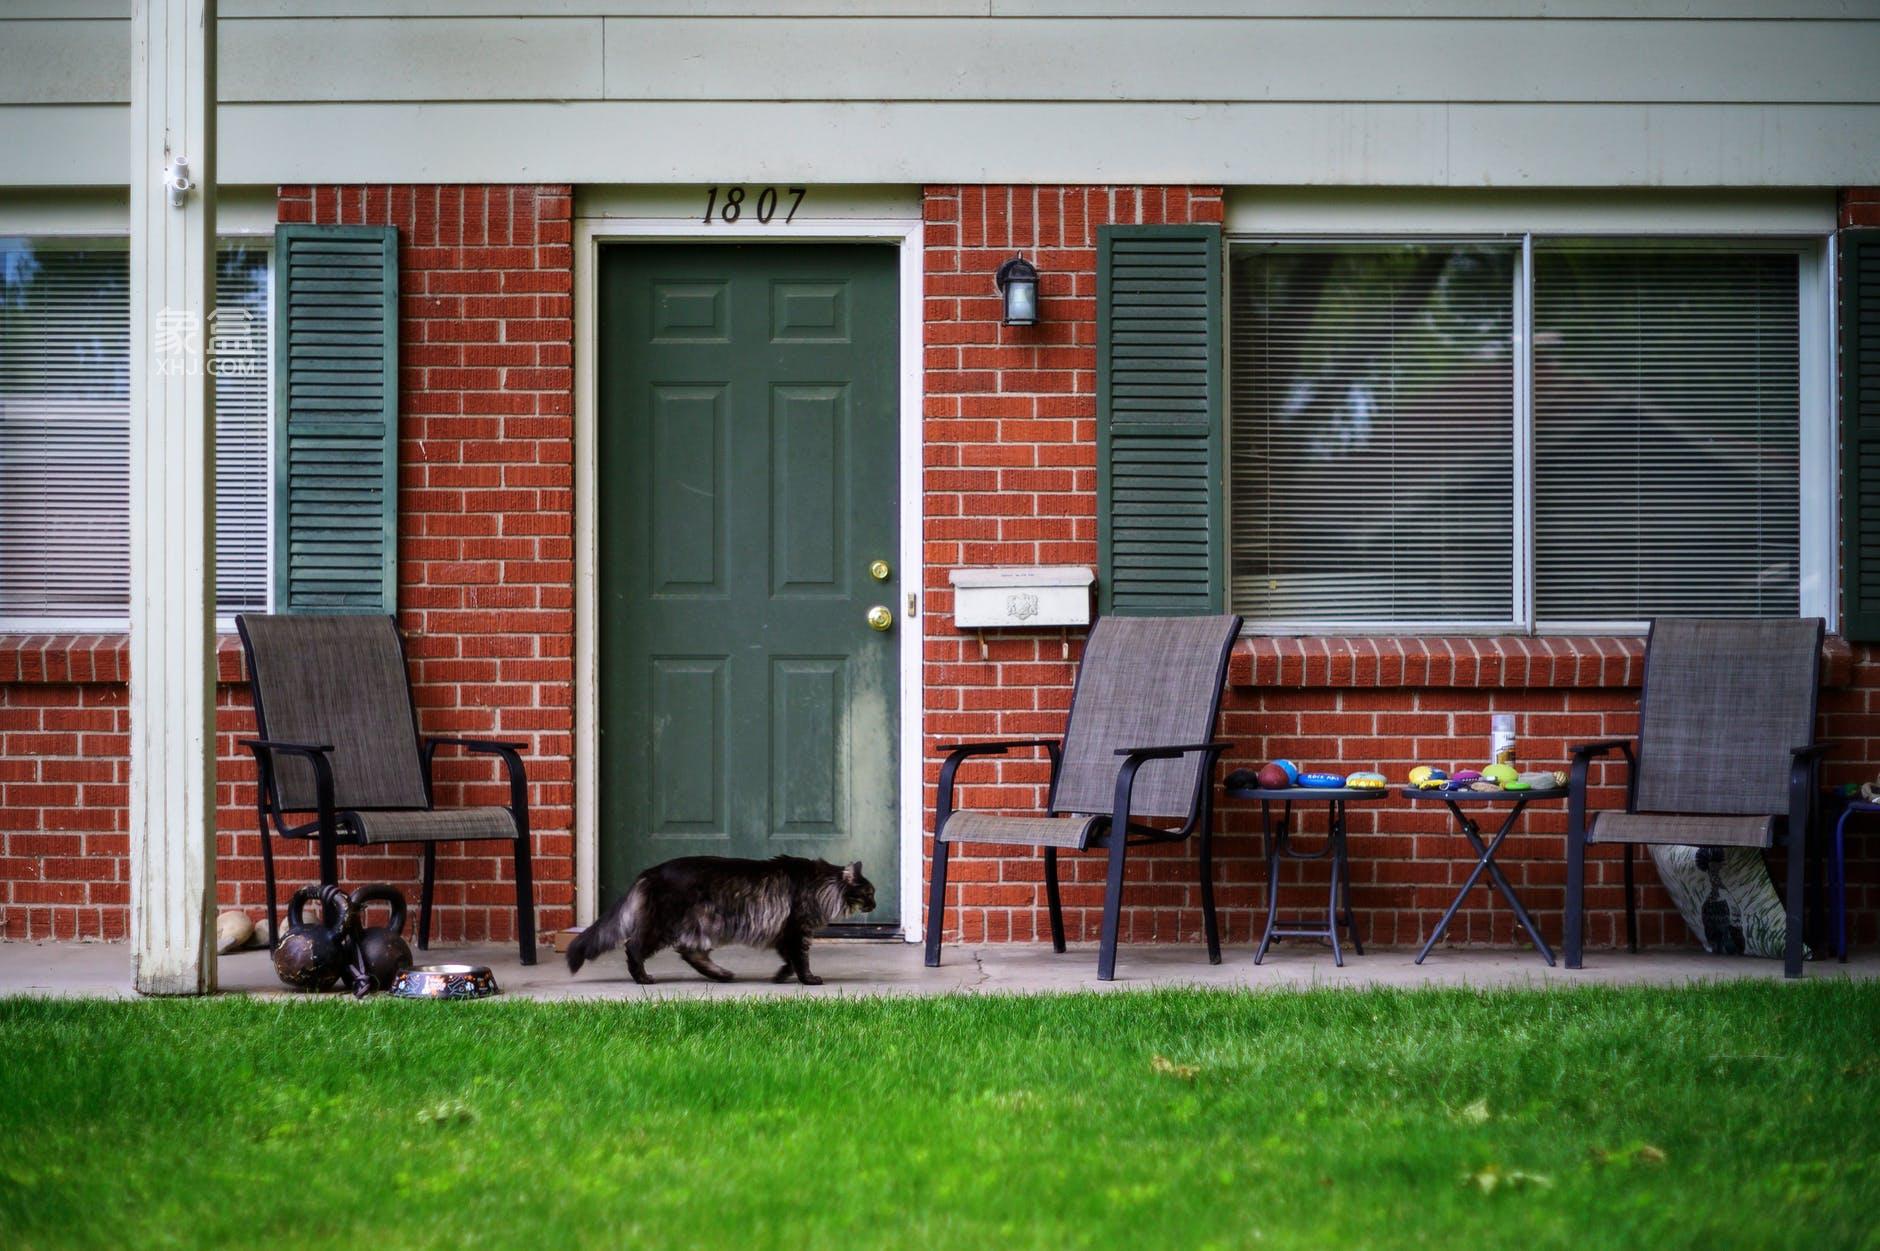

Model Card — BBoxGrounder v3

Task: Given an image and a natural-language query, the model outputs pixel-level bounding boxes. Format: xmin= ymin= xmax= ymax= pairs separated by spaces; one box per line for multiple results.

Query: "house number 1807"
xmin=702 ymin=186 xmax=806 ymax=225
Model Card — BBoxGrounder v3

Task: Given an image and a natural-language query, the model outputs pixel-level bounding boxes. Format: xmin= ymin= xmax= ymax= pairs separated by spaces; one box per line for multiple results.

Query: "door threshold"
xmin=815 ymin=924 xmax=904 ymax=941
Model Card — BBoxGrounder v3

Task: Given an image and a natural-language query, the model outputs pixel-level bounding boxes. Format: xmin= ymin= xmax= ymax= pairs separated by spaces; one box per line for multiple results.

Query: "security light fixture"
xmin=995 ymin=253 xmax=1040 ymax=326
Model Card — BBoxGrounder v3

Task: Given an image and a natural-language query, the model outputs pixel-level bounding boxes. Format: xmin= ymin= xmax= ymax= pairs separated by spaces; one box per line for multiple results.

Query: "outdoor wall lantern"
xmin=995 ymin=253 xmax=1040 ymax=326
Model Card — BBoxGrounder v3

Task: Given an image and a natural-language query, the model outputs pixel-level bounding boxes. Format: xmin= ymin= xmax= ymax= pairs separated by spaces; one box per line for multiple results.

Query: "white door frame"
xmin=572 ymin=215 xmax=927 ymax=940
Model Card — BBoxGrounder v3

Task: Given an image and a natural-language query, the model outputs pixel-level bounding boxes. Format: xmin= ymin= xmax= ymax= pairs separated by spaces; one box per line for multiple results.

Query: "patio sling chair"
xmin=1564 ymin=617 xmax=1827 ymax=979
xmin=925 ymin=613 xmax=1243 ymax=981
xmin=235 ymin=613 xmax=538 ymax=965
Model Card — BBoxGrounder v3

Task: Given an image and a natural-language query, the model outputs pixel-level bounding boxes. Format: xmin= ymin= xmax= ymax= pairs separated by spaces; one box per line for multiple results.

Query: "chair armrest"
xmin=1566 ymin=738 xmax=1638 ymax=841
xmin=1108 ymin=743 xmax=1234 ymax=833
xmin=238 ymin=739 xmax=337 ymax=824
xmin=935 ymin=739 xmax=1060 ymax=758
xmin=935 ymin=741 xmax=1063 ymax=837
xmin=425 ymin=736 xmax=529 ymax=754
xmin=1569 ymin=739 xmax=1634 ymax=760
xmin=1787 ymin=742 xmax=1834 ymax=836
xmin=239 ymin=738 xmax=334 ymax=759
xmin=422 ymin=737 xmax=529 ymax=811
xmin=1113 ymin=741 xmax=1232 ymax=762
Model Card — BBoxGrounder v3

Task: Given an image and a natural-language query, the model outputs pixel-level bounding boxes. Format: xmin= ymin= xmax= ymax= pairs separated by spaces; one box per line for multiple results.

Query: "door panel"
xmin=598 ymin=243 xmax=900 ymax=925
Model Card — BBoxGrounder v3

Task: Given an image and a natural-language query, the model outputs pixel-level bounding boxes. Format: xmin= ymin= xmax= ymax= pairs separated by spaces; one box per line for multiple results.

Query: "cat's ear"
xmin=843 ymin=860 xmax=862 ymax=884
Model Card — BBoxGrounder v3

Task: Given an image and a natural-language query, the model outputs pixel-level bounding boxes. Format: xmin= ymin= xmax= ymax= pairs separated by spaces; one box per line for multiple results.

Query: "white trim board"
xmin=572 ymin=213 xmax=927 ymax=941
xmin=0 ymin=186 xmax=282 ymax=236
xmin=1226 ymin=187 xmax=1839 ymax=237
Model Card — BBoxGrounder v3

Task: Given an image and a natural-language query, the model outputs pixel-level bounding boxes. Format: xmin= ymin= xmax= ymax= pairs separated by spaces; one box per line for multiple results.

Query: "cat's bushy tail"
xmin=566 ymin=878 xmax=645 ymax=974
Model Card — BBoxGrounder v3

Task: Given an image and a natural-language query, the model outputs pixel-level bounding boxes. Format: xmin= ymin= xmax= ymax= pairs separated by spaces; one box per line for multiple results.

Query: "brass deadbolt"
xmin=869 ymin=559 xmax=892 ymax=581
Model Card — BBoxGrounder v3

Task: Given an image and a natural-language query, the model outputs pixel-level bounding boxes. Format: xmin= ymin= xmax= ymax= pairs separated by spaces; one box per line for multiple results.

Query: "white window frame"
xmin=0 ymin=225 xmax=276 ymax=634
xmin=1224 ymin=229 xmax=1835 ymax=636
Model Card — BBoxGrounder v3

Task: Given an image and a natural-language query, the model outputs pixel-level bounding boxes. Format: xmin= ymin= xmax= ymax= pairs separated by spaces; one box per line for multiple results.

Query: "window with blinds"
xmin=0 ymin=237 xmax=272 ymax=626
xmin=213 ymin=243 xmax=271 ymax=614
xmin=1229 ymin=244 xmax=1517 ymax=624
xmin=1532 ymin=248 xmax=1800 ymax=621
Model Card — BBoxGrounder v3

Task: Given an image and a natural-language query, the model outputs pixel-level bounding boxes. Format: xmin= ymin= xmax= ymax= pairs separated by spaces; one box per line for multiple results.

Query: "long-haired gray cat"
xmin=565 ymin=855 xmax=876 ymax=984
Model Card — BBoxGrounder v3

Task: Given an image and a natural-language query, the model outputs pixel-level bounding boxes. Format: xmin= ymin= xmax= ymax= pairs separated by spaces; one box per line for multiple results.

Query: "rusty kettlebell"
xmin=346 ymin=883 xmax=413 ymax=998
xmin=272 ymin=884 xmax=356 ymax=992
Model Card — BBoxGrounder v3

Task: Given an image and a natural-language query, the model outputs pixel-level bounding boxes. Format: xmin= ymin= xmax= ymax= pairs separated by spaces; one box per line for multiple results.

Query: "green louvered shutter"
xmin=1844 ymin=229 xmax=1880 ymax=642
xmin=1096 ymin=224 xmax=1224 ymax=614
xmin=272 ymin=224 xmax=399 ymax=613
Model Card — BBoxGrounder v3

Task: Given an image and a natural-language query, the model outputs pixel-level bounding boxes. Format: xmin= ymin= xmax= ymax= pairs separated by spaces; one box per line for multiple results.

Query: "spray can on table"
xmin=1491 ymin=713 xmax=1516 ymax=767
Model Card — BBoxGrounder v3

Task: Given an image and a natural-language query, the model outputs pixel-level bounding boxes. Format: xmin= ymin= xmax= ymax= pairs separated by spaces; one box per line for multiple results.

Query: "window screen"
xmin=1532 ymin=248 xmax=1799 ymax=621
xmin=0 ymin=238 xmax=272 ymax=625
xmin=1229 ymin=244 xmax=1517 ymax=624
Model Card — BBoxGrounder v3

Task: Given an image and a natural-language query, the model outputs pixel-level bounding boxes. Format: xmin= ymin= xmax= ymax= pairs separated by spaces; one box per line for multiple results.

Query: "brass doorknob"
xmin=866 ymin=605 xmax=893 ymax=631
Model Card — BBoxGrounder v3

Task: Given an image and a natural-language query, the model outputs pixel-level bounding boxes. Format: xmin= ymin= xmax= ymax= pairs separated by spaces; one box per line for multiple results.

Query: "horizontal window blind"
xmin=0 ymin=243 xmax=130 ymax=621
xmin=1532 ymin=248 xmax=1799 ymax=621
xmin=0 ymin=238 xmax=272 ymax=625
xmin=1229 ymin=244 xmax=1516 ymax=624
xmin=214 ymin=244 xmax=271 ymax=615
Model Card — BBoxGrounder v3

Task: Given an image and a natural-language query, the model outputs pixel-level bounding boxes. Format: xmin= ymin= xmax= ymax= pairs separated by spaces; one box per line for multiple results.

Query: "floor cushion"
xmin=1648 ymin=844 xmax=1806 ymax=959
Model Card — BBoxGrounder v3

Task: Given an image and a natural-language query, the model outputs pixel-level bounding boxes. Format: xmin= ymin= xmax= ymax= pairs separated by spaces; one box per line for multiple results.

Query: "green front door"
xmin=598 ymin=243 xmax=901 ymax=925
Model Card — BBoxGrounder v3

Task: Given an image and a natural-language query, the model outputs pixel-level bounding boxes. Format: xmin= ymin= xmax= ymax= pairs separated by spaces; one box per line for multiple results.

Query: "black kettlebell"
xmin=346 ymin=883 xmax=413 ymax=998
xmin=272 ymin=884 xmax=356 ymax=992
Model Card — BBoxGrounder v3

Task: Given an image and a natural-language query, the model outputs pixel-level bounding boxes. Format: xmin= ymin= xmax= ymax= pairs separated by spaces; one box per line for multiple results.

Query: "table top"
xmin=1398 ymin=785 xmax=1570 ymax=803
xmin=1224 ymin=785 xmax=1391 ymax=802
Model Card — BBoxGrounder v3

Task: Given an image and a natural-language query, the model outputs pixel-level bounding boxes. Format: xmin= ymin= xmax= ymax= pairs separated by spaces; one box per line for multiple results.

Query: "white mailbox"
xmin=949 ymin=566 xmax=1095 ymax=629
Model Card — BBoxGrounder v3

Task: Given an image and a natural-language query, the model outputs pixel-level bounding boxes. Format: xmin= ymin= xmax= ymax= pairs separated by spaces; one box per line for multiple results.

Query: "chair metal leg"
xmin=1833 ymin=808 xmax=1851 ymax=962
xmin=418 ymin=842 xmax=437 ymax=951
xmin=1254 ymin=803 xmax=1284 ymax=966
xmin=1337 ymin=820 xmax=1362 ymax=956
xmin=259 ymin=827 xmax=279 ymax=952
xmin=1785 ymin=821 xmax=1806 ymax=979
xmin=1197 ymin=823 xmax=1221 ymax=965
xmin=513 ymin=834 xmax=537 ymax=966
xmin=1097 ymin=833 xmax=1129 ymax=982
xmin=317 ymin=829 xmax=341 ymax=926
xmin=317 ymin=831 xmax=339 ymax=890
xmin=1044 ymin=847 xmax=1066 ymax=954
xmin=1565 ymin=825 xmax=1586 ymax=970
xmin=923 ymin=837 xmax=950 ymax=967
xmin=1623 ymin=843 xmax=1638 ymax=954
xmin=1326 ymin=832 xmax=1345 ymax=968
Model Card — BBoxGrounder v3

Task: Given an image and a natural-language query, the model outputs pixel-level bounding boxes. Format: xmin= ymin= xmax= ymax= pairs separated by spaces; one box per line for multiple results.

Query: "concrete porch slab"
xmin=3 ymin=938 xmax=1876 ymax=1000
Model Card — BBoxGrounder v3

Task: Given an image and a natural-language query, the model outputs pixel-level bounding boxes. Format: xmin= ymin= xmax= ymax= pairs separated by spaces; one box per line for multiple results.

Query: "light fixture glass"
xmin=995 ymin=254 xmax=1040 ymax=326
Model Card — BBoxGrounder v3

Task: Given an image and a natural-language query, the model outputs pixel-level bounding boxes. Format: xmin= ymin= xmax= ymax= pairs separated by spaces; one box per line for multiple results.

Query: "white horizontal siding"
xmin=3 ymin=4 xmax=1878 ymax=185
xmin=598 ymin=18 xmax=1880 ymax=104
xmin=209 ymin=100 xmax=1880 ymax=186
xmin=8 ymin=2 xmax=1878 ymax=17
xmin=0 ymin=21 xmax=129 ymax=105
xmin=220 ymin=18 xmax=606 ymax=101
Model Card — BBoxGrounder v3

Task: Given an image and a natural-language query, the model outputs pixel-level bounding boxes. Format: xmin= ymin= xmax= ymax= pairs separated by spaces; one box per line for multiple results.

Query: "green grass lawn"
xmin=1 ymin=983 xmax=1876 ymax=1250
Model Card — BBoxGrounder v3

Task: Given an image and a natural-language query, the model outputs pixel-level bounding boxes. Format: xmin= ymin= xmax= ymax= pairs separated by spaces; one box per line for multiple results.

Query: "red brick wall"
xmin=0 ymin=185 xmax=577 ymax=945
xmin=918 ymin=183 xmax=1880 ymax=955
xmin=1843 ymin=187 xmax=1880 ymax=228
xmin=5 ymin=180 xmax=1878 ymax=959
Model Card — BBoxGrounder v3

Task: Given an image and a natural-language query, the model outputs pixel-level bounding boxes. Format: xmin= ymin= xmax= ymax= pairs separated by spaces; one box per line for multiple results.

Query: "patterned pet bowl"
xmin=389 ymin=964 xmax=499 ymax=1000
